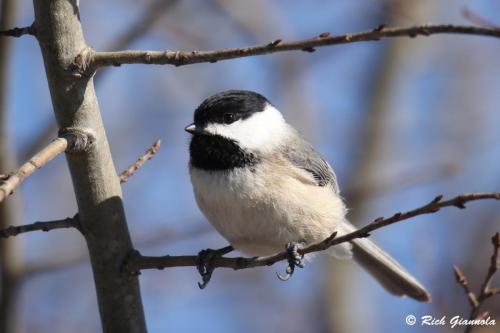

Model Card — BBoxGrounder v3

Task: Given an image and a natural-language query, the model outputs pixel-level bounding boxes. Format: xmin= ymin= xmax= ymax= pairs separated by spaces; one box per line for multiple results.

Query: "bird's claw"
xmin=196 ymin=245 xmax=233 ymax=289
xmin=276 ymin=242 xmax=304 ymax=281
xmin=196 ymin=249 xmax=216 ymax=289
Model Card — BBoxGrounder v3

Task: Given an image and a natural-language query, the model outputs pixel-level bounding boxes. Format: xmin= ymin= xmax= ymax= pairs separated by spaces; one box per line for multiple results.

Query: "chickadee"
xmin=186 ymin=90 xmax=430 ymax=301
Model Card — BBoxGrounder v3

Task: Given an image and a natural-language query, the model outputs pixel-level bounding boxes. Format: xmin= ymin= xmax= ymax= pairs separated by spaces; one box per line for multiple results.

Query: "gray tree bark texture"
xmin=32 ymin=1 xmax=147 ymax=332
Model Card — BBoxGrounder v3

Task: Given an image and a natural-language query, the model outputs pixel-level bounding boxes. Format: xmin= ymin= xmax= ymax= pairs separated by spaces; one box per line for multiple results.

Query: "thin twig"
xmin=125 ymin=192 xmax=500 ymax=274
xmin=477 ymin=232 xmax=500 ymax=302
xmin=454 ymin=232 xmax=500 ymax=333
xmin=453 ymin=265 xmax=479 ymax=308
xmin=0 ymin=138 xmax=68 ymax=203
xmin=0 ymin=24 xmax=35 ymax=38
xmin=80 ymin=24 xmax=500 ymax=73
xmin=0 ymin=216 xmax=79 ymax=238
xmin=119 ymin=139 xmax=161 ymax=183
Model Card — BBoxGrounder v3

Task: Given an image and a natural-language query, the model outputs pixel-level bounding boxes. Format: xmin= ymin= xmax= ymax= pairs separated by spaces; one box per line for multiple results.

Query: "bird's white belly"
xmin=189 ymin=164 xmax=349 ymax=257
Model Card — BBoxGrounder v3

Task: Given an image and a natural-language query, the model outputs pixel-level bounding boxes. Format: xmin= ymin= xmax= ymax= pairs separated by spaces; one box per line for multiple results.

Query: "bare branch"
xmin=0 ymin=138 xmax=68 ymax=203
xmin=0 ymin=128 xmax=95 ymax=203
xmin=119 ymin=139 xmax=161 ymax=183
xmin=478 ymin=233 xmax=500 ymax=301
xmin=79 ymin=24 xmax=500 ymax=73
xmin=125 ymin=192 xmax=500 ymax=275
xmin=1 ymin=139 xmax=161 ymax=246
xmin=453 ymin=265 xmax=479 ymax=308
xmin=0 ymin=24 xmax=35 ymax=38
xmin=0 ymin=216 xmax=79 ymax=238
xmin=454 ymin=232 xmax=500 ymax=333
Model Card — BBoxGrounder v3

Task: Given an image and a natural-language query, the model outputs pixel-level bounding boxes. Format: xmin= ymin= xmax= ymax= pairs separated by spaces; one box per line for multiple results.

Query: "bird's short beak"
xmin=185 ymin=124 xmax=198 ymax=134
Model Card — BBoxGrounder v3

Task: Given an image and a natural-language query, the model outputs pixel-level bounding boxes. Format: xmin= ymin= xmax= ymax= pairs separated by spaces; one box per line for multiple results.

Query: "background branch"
xmin=0 ymin=137 xmax=68 ymax=203
xmin=0 ymin=25 xmax=35 ymax=38
xmin=85 ymin=24 xmax=500 ymax=71
xmin=0 ymin=140 xmax=162 ymax=274
xmin=0 ymin=127 xmax=96 ymax=203
xmin=454 ymin=232 xmax=500 ymax=333
xmin=119 ymin=139 xmax=161 ymax=183
xmin=0 ymin=216 xmax=79 ymax=238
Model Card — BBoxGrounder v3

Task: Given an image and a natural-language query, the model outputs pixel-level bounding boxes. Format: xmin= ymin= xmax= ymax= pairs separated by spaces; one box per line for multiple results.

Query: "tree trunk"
xmin=32 ymin=1 xmax=147 ymax=332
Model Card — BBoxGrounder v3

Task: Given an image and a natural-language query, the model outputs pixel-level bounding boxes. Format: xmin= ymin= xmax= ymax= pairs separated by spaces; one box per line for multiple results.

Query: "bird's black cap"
xmin=193 ymin=90 xmax=269 ymax=127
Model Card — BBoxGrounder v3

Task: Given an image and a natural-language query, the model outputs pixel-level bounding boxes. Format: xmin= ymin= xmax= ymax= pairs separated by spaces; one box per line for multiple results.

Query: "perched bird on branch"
xmin=186 ymin=90 xmax=430 ymax=301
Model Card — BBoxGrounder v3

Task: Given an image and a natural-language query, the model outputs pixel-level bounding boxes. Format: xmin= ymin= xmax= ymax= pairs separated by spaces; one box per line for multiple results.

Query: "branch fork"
xmin=68 ymin=46 xmax=96 ymax=77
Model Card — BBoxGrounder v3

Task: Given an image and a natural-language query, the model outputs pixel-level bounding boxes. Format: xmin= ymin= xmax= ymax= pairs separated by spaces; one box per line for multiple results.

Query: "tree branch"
xmin=0 ymin=138 xmax=67 ymax=203
xmin=0 ymin=129 xmax=94 ymax=203
xmin=125 ymin=192 xmax=500 ymax=276
xmin=78 ymin=24 xmax=500 ymax=73
xmin=0 ymin=24 xmax=35 ymax=38
xmin=119 ymin=139 xmax=161 ymax=183
xmin=477 ymin=233 xmax=500 ymax=301
xmin=0 ymin=216 xmax=79 ymax=238
xmin=454 ymin=232 xmax=500 ymax=333
xmin=0 ymin=139 xmax=161 ymax=271
xmin=453 ymin=265 xmax=479 ymax=308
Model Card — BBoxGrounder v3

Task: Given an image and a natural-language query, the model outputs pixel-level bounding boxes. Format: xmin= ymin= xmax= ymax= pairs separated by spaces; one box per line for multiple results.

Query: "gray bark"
xmin=32 ymin=0 xmax=147 ymax=332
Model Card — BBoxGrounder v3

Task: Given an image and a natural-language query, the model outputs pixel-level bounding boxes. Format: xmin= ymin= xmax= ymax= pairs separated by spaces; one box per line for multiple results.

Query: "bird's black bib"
xmin=189 ymin=134 xmax=260 ymax=171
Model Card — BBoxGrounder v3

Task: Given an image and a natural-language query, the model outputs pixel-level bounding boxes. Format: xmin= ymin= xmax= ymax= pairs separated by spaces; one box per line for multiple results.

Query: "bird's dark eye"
xmin=223 ymin=113 xmax=235 ymax=124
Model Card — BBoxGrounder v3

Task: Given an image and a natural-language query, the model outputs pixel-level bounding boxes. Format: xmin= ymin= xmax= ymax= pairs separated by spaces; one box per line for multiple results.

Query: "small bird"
xmin=186 ymin=90 xmax=430 ymax=301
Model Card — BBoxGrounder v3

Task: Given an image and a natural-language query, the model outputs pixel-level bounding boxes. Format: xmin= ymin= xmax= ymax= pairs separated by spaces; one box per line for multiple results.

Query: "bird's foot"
xmin=196 ymin=245 xmax=233 ymax=289
xmin=277 ymin=242 xmax=305 ymax=281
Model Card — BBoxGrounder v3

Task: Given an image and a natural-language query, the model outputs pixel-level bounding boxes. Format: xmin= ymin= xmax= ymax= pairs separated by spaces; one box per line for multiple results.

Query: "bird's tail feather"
xmin=336 ymin=221 xmax=431 ymax=302
xmin=350 ymin=237 xmax=431 ymax=302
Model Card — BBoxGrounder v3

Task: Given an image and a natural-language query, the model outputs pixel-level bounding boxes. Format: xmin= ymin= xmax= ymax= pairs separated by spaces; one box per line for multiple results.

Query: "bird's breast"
xmin=189 ymin=159 xmax=347 ymax=257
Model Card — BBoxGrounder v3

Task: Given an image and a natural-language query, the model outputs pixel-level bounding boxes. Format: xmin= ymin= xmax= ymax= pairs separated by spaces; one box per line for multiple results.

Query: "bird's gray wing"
xmin=281 ymin=135 xmax=339 ymax=193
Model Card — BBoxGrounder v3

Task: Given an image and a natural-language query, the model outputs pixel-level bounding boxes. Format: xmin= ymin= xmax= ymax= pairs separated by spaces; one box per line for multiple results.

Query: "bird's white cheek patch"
xmin=204 ymin=105 xmax=290 ymax=152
